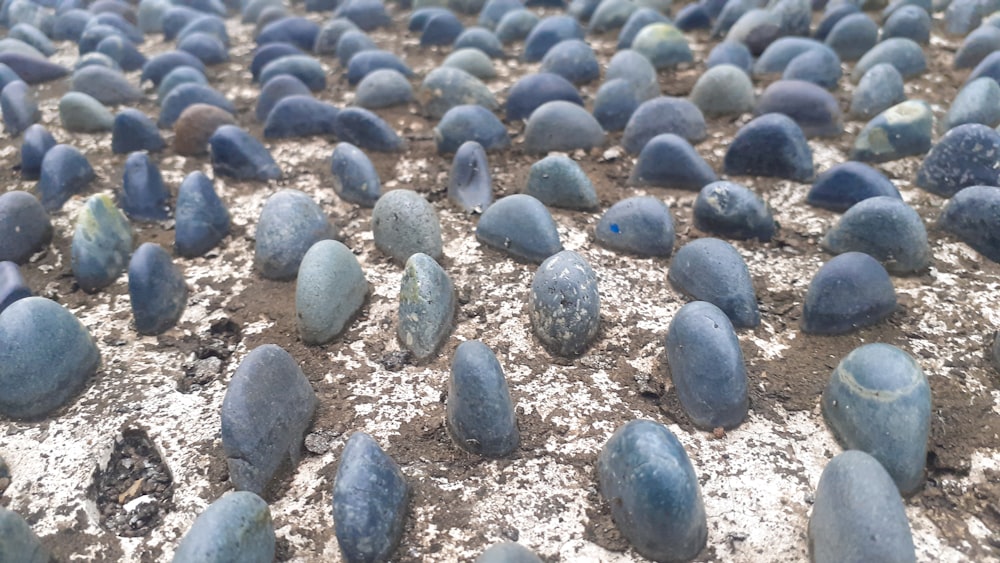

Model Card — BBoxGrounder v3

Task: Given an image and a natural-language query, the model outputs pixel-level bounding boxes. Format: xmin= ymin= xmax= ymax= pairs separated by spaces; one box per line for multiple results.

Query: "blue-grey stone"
xmin=178 ymin=32 xmax=228 ymax=65
xmin=882 ymin=5 xmax=931 ymax=44
xmin=822 ymin=197 xmax=929 ymax=273
xmin=955 ymin=24 xmax=1000 ymax=70
xmin=96 ymin=35 xmax=146 ymax=71
xmin=706 ymin=40 xmax=753 ymax=73
xmin=333 ymin=107 xmax=405 ymax=152
xmin=260 ymin=11 xmax=295 ymax=35
xmin=161 ymin=6 xmax=201 ymax=40
xmin=210 ymin=125 xmax=281 ymax=182
xmin=263 ymin=96 xmax=338 ymax=139
xmin=675 ymin=2 xmax=711 ymax=30
xmin=755 ymin=80 xmax=843 ymax=137
xmin=173 ymin=0 xmax=226 ymax=16
xmin=526 ymin=154 xmax=597 ymax=210
xmin=453 ymin=27 xmax=504 ymax=57
xmin=442 ymin=48 xmax=496 ymax=79
xmin=259 ymin=54 xmax=326 ymax=92
xmin=589 ymin=0 xmax=638 ymax=33
xmin=945 ymin=75 xmax=1000 ymax=131
xmin=296 ymin=239 xmax=368 ymax=345
xmin=419 ymin=66 xmax=497 ymax=120
xmin=336 ymin=30 xmax=377 ymax=66
xmin=690 ymin=63 xmax=754 ymax=117
xmin=120 ymin=152 xmax=169 ymax=222
xmin=256 ymin=74 xmax=310 ymax=123
xmin=157 ymin=66 xmax=207 ymax=103
xmin=346 ymin=50 xmax=412 ymax=85
xmin=161 ymin=84 xmax=234 ymax=131
xmin=808 ymin=161 xmax=901 ymax=211
xmin=596 ymin=420 xmax=707 ymax=562
xmin=0 ymin=53 xmax=67 ymax=84
xmin=140 ymin=50 xmax=205 ymax=86
xmin=171 ymin=492 xmax=275 ymax=563
xmin=824 ymin=12 xmax=876 ymax=61
xmin=529 ymin=250 xmax=600 ymax=357
xmin=802 ymin=252 xmax=896 ymax=334
xmin=175 ymin=171 xmax=230 ymax=258
xmin=629 ymin=133 xmax=717 ymax=190
xmin=257 ymin=16 xmax=320 ymax=50
xmin=770 ymin=0 xmax=811 ymax=36
xmin=479 ymin=0 xmax=523 ymax=28
xmin=355 ymin=68 xmax=414 ymax=109
xmin=313 ymin=18 xmax=358 ymax=54
xmin=372 ymin=189 xmax=442 ymax=263
xmin=0 ymin=37 xmax=45 ymax=60
xmin=178 ymin=14 xmax=229 ymax=46
xmin=814 ymin=3 xmax=858 ymax=40
xmin=250 ymin=42 xmax=301 ymax=81
xmin=19 ymin=123 xmax=54 ymax=180
xmin=945 ymin=0 xmax=989 ymax=35
xmin=568 ymin=0 xmax=602 ymax=20
xmin=713 ymin=0 xmax=752 ymax=38
xmin=37 ymin=144 xmax=95 ymax=212
xmin=112 ymin=109 xmax=165 ymax=154
xmin=332 ymin=433 xmax=409 ymax=563
xmin=606 ymin=49 xmax=660 ymax=101
xmin=724 ymin=113 xmax=814 ymax=181
xmin=78 ymin=23 xmax=128 ymax=55
xmin=0 ymin=261 xmax=30 ymax=316
xmin=593 ymin=79 xmax=639 ymax=132
xmin=782 ymin=47 xmax=843 ymax=90
xmin=618 ymin=8 xmax=671 ymax=49
xmin=523 ymin=100 xmax=606 ymax=153
xmin=0 ymin=63 xmax=23 ymax=93
xmin=939 ymin=185 xmax=1000 ymax=263
xmin=729 ymin=11 xmax=783 ymax=55
xmin=52 ymin=9 xmax=92 ymax=41
xmin=851 ymin=100 xmax=933 ymax=163
xmin=9 ymin=23 xmax=54 ymax=56
xmin=59 ymin=91 xmax=112 ymax=132
xmin=1 ymin=80 xmax=37 ymax=136
xmin=434 ymin=104 xmax=509 ymax=155
xmin=851 ymin=38 xmax=926 ymax=82
xmin=693 ymin=181 xmax=776 ymax=241
xmin=255 ymin=190 xmax=336 ymax=280
xmin=495 ymin=9 xmax=538 ymax=43
xmin=0 ymin=506 xmax=50 ymax=563
xmin=242 ymin=0 xmax=282 ymax=22
xmin=632 ymin=23 xmax=693 ymax=69
xmin=523 ymin=15 xmax=583 ymax=62
xmin=74 ymin=52 xmax=120 ymax=73
xmin=128 ymin=243 xmax=186 ymax=335
xmin=0 ymin=191 xmax=51 ymax=264
xmin=398 ymin=252 xmax=454 ymax=359
xmin=448 ymin=141 xmax=492 ymax=212
xmin=752 ymin=37 xmax=830 ymax=75
xmin=822 ymin=344 xmax=930 ymax=496
xmin=476 ymin=542 xmax=542 ymax=563
xmin=967 ymin=50 xmax=1000 ymax=86
xmin=595 ymin=196 xmax=674 ymax=257
xmin=622 ymin=96 xmax=706 ymax=154
xmin=849 ymin=63 xmax=906 ymax=120
xmin=476 ymin=194 xmax=561 ymax=263
xmin=668 ymin=237 xmax=760 ymax=328
xmin=71 ymin=193 xmax=131 ymax=293
xmin=331 ymin=142 xmax=381 ymax=207
xmin=420 ymin=11 xmax=464 ymax=45
xmin=540 ymin=39 xmax=598 ymax=84
xmin=334 ymin=0 xmax=390 ymax=30
xmin=222 ymin=344 xmax=318 ymax=495
xmin=448 ymin=340 xmax=518 ymax=456
xmin=505 ymin=72 xmax=581 ymax=122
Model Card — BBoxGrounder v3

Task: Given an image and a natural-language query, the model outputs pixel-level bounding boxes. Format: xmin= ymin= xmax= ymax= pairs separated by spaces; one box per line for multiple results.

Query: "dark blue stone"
xmin=823 ymin=196 xmax=929 ymax=273
xmin=568 ymin=0 xmax=600 ymax=20
xmin=0 ymin=261 xmax=31 ymax=313
xmin=249 ymin=42 xmax=301 ymax=80
xmin=674 ymin=3 xmax=711 ymax=31
xmin=966 ymin=49 xmax=1000 ymax=86
xmin=693 ymin=181 xmax=776 ymax=241
xmin=95 ymin=35 xmax=146 ymax=72
xmin=808 ymin=161 xmax=901 ymax=212
xmin=9 ymin=23 xmax=54 ymax=56
xmin=254 ymin=189 xmax=336 ymax=280
xmin=453 ymin=27 xmax=504 ymax=57
xmin=622 ymin=96 xmax=706 ymax=154
xmin=783 ymin=47 xmax=842 ymax=90
xmin=849 ymin=63 xmax=906 ymax=119
xmin=713 ymin=0 xmax=752 ymax=38
xmin=175 ymin=171 xmax=230 ymax=257
xmin=771 ymin=0 xmax=810 ymax=36
xmin=71 ymin=65 xmax=141 ymax=105
xmin=112 ymin=109 xmax=165 ymax=154
xmin=629 ymin=133 xmax=717 ymax=190
xmin=802 ymin=252 xmax=897 ymax=334
xmin=476 ymin=194 xmax=561 ymax=263
xmin=157 ymin=65 xmax=207 ymax=103
xmin=258 ymin=54 xmax=326 ymax=92
xmin=706 ymin=41 xmax=753 ymax=73
xmin=526 ymin=154 xmax=597 ymax=210
xmin=529 ymin=250 xmax=599 ymax=357
xmin=161 ymin=6 xmax=201 ymax=40
xmin=178 ymin=14 xmax=229 ymax=46
xmin=850 ymin=100 xmax=933 ymax=163
xmin=420 ymin=11 xmax=464 ymax=45
xmin=330 ymin=142 xmax=381 ymax=207
xmin=448 ymin=141 xmax=492 ymax=212
xmin=724 ymin=113 xmax=814 ymax=181
xmin=256 ymin=74 xmax=310 ymax=122
xmin=476 ymin=542 xmax=542 ymax=563
xmin=0 ymin=53 xmax=67 ymax=84
xmin=595 ymin=196 xmax=674 ymax=257
xmin=141 ymin=50 xmax=205 ymax=86
xmin=256 ymin=16 xmax=320 ymax=50
xmin=332 ymin=433 xmax=409 ymax=563
xmin=89 ymin=0 xmax=136 ymax=22
xmin=955 ymin=24 xmax=1000 ymax=70
xmin=398 ymin=252 xmax=454 ymax=359
xmin=335 ymin=30 xmax=377 ymax=66
xmin=355 ymin=68 xmax=413 ymax=109
xmin=434 ymin=104 xmax=509 ymax=154
xmin=346 ymin=50 xmax=412 ymax=85
xmin=668 ymin=237 xmax=760 ymax=328
xmin=945 ymin=0 xmax=987 ymax=35
xmin=588 ymin=0 xmax=639 ymax=33
xmin=334 ymin=0 xmax=390 ymax=30
xmin=296 ymin=240 xmax=367 ymax=345
xmin=263 ymin=95 xmax=338 ymax=138
xmin=916 ymin=123 xmax=1000 ymax=195
xmin=19 ymin=123 xmax=54 ymax=179
xmin=851 ymin=37 xmax=926 ymax=82
xmin=333 ymin=107 xmax=405 ymax=152
xmin=753 ymin=37 xmax=834 ymax=76
xmin=52 ymin=9 xmax=92 ymax=41
xmin=505 ymin=72 xmax=581 ymax=122
xmin=0 ymin=191 xmax=51 ymax=264
xmin=479 ymin=0 xmax=522 ymax=29
xmin=128 ymin=243 xmax=187 ymax=335
xmin=939 ymin=185 xmax=1000 ymax=263
xmin=256 ymin=6 xmax=290 ymax=31
xmin=755 ymin=80 xmax=843 ymax=137
xmin=222 ymin=344 xmax=318 ymax=495
xmin=73 ymin=52 xmax=120 ymax=72
xmin=408 ymin=7 xmax=451 ymax=31
xmin=447 ymin=340 xmax=518 ymax=456
xmin=119 ymin=152 xmax=169 ymax=222
xmin=593 ymin=79 xmax=639 ymax=132
xmin=596 ymin=420 xmax=707 ymax=562
xmin=824 ymin=13 xmax=877 ymax=61
xmin=523 ymin=15 xmax=583 ymax=62
xmin=242 ymin=0 xmax=282 ymax=23
xmin=313 ymin=18 xmax=358 ymax=54
xmin=0 ymin=80 xmax=37 ymax=136
xmin=617 ymin=8 xmax=670 ymax=49
xmin=371 ymin=190 xmax=442 ymax=263
xmin=522 ymin=100 xmax=605 ymax=153
xmin=495 ymin=9 xmax=538 ymax=43
xmin=0 ymin=296 xmax=100 ymax=419
xmin=172 ymin=492 xmax=275 ymax=563
xmin=71 ymin=194 xmax=132 ymax=293
xmin=77 ymin=23 xmax=127 ymax=54
xmin=178 ymin=31 xmax=228 ymax=65
xmin=539 ymin=39 xmax=598 ymax=84
xmin=210 ymin=125 xmax=281 ymax=182
xmin=882 ymin=5 xmax=931 ymax=45
xmin=37 ymin=144 xmax=95 ymax=212
xmin=159 ymin=83 xmax=235 ymax=128
xmin=814 ymin=3 xmax=859 ymax=40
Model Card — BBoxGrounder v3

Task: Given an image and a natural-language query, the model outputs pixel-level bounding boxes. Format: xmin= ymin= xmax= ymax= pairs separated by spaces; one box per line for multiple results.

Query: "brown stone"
xmin=172 ymin=103 xmax=236 ymax=156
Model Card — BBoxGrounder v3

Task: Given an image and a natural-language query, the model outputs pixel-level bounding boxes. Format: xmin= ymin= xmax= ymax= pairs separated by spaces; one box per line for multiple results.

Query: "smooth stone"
xmin=809 ymin=451 xmax=917 ymax=563
xmin=589 ymin=0 xmax=639 ymax=33
xmin=822 ymin=196 xmax=929 ymax=273
xmin=540 ymin=39 xmax=598 ymax=84
xmin=171 ymin=492 xmax=275 ymax=563
xmin=255 ymin=189 xmax=336 ymax=280
xmin=724 ymin=113 xmax=814 ymax=181
xmin=448 ymin=141 xmax=492 ymax=212
xmin=334 ymin=0 xmax=391 ymax=30
xmin=140 ymin=51 xmax=205 ymax=86
xmin=595 ymin=196 xmax=675 ymax=257
xmin=629 ymin=133 xmax=717 ymax=190
xmin=618 ymin=8 xmax=671 ymax=49
xmin=568 ymin=0 xmax=602 ymax=19
xmin=824 ymin=13 xmax=876 ymax=61
xmin=336 ymin=30 xmax=377 ymax=66
xmin=755 ymin=80 xmax=843 ymax=137
xmin=157 ymin=66 xmax=207 ymax=103
xmin=256 ymin=3 xmax=290 ymax=25
xmin=0 ymin=54 xmax=66 ymax=85
xmin=771 ymin=0 xmax=811 ymax=36
xmin=9 ymin=23 xmax=55 ymax=56
xmin=249 ymin=42 xmax=301 ymax=81
xmin=453 ymin=27 xmax=504 ymax=58
xmin=332 ymin=433 xmax=409 ymax=563
xmin=161 ymin=6 xmax=201 ymax=40
xmin=0 ymin=506 xmax=50 ymax=562
xmin=495 ymin=9 xmax=538 ymax=43
xmin=596 ymin=420 xmax=707 ymax=562
xmin=0 ymin=262 xmax=31 ymax=314
xmin=296 ymin=239 xmax=368 ymax=345
xmin=259 ymin=54 xmax=326 ymax=92
xmin=505 ymin=72 xmax=582 ymax=122
xmin=420 ymin=11 xmax=464 ymax=45
xmin=752 ymin=37 xmax=832 ymax=75
xmin=178 ymin=32 xmax=228 ymax=65
xmin=173 ymin=103 xmax=236 ymax=156
xmin=346 ymin=50 xmax=412 ymax=85
xmin=801 ymin=252 xmax=896 ymax=334
xmin=955 ymin=25 xmax=1000 ymax=70
xmin=814 ymin=2 xmax=858 ymax=40
xmin=882 ymin=5 xmax=931 ymax=44
xmin=419 ymin=66 xmax=497 ymax=120
xmin=632 ymin=23 xmax=693 ymax=69
xmin=523 ymin=15 xmax=583 ymax=62
xmin=849 ymin=63 xmax=906 ymax=120
xmin=263 ymin=96 xmax=338 ymax=139
xmin=0 ymin=80 xmax=37 ymax=135
xmin=529 ymin=250 xmax=600 ymax=357
xmin=71 ymin=194 xmax=132 ymax=293
xmin=476 ymin=194 xmax=562 ymax=263
xmin=821 ymin=344 xmax=930 ymax=495
xmin=622 ymin=96 xmax=706 ymax=154
xmin=944 ymin=76 xmax=1000 ymax=131
xmin=112 ymin=109 xmax=165 ymax=154
xmin=398 ymin=253 xmax=454 ymax=359
xmin=178 ymin=14 xmax=229 ymax=46
xmin=593 ymin=79 xmax=639 ymax=132
xmin=783 ymin=46 xmax=842 ymax=89
xmin=119 ymin=152 xmax=169 ymax=222
xmin=128 ymin=243 xmax=186 ymax=335
xmin=0 ymin=191 xmax=51 ymax=264
xmin=479 ymin=0 xmax=522 ymax=28
xmin=689 ymin=63 xmax=754 ymax=117
xmin=917 ymin=124 xmax=1000 ymax=197
xmin=434 ymin=104 xmax=509 ymax=155
xmin=330 ymin=142 xmax=381 ymax=207
xmin=522 ymin=100 xmax=606 ymax=153
xmin=78 ymin=23 xmax=128 ymax=55
xmin=372 ymin=190 xmax=442 ymax=263
xmin=850 ymin=100 xmax=933 ymax=163
xmin=945 ymin=0 xmax=988 ymax=35
xmin=174 ymin=171 xmax=230 ymax=257
xmin=333 ymin=107 xmax=405 ymax=152
xmin=693 ymin=181 xmax=776 ymax=241
xmin=0 ymin=37 xmax=45 ymax=61
xmin=255 ymin=74 xmax=311 ymax=122
xmin=447 ymin=340 xmax=518 ymax=457
xmin=668 ymin=237 xmax=760 ymax=328
xmin=159 ymin=83 xmax=234 ymax=129
xmin=52 ymin=9 xmax=92 ymax=41
xmin=476 ymin=542 xmax=542 ymax=563
xmin=606 ymin=49 xmax=660 ymax=101
xmin=442 ymin=48 xmax=496 ymax=79
xmin=0 ymin=63 xmax=22 ymax=92
xmin=939 ymin=185 xmax=1000 ymax=263
xmin=525 ymin=155 xmax=597 ymax=210
xmin=96 ymin=35 xmax=145 ymax=71
xmin=36 ymin=144 xmax=95 ymax=212
xmin=19 ymin=123 xmax=54 ymax=180
xmin=313 ymin=18 xmax=358 ymax=54
xmin=808 ymin=161 xmax=901 ymax=211
xmin=726 ymin=9 xmax=783 ymax=54
xmin=59 ymin=91 xmax=113 ymax=132
xmin=675 ymin=2 xmax=711 ymax=30
xmin=243 ymin=0 xmax=284 ymax=23
xmin=851 ymin=38 xmax=926 ymax=82
xmin=256 ymin=17 xmax=320 ymax=50
xmin=221 ymin=344 xmax=318 ymax=495
xmin=210 ymin=125 xmax=281 ymax=182
xmin=355 ymin=68 xmax=414 ymax=109
xmin=74 ymin=52 xmax=120 ymax=73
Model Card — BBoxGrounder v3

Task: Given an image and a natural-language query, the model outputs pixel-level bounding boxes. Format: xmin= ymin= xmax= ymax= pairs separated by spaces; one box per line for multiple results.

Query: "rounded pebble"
xmin=128 ymin=242 xmax=187 ymax=335
xmin=529 ymin=250 xmax=600 ymax=357
xmin=693 ymin=180 xmax=776 ymax=241
xmin=525 ymin=154 xmax=597 ymax=210
xmin=174 ymin=171 xmax=230 ymax=258
xmin=296 ymin=239 xmax=368 ymax=345
xmin=801 ymin=252 xmax=897 ymax=335
xmin=0 ymin=191 xmax=52 ymax=264
xmin=171 ymin=492 xmax=275 ymax=563
xmin=822 ymin=196 xmax=930 ymax=273
xmin=371 ymin=189 xmax=443 ymax=264
xmin=398 ymin=252 xmax=455 ymax=359
xmin=254 ymin=189 xmax=337 ymax=281
xmin=595 ymin=196 xmax=675 ymax=257
xmin=668 ymin=237 xmax=760 ymax=328
xmin=476 ymin=194 xmax=562 ymax=263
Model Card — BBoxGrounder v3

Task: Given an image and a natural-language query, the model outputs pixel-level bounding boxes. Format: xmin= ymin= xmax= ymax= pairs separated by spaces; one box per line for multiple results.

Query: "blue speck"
xmin=610 ymin=223 xmax=620 ymax=233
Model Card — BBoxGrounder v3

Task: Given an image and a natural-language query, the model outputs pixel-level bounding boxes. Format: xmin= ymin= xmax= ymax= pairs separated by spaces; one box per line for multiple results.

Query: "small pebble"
xmin=693 ymin=180 xmax=776 ymax=241
xmin=70 ymin=64 xmax=141 ymax=105
xmin=256 ymin=16 xmax=320 ymax=50
xmin=476 ymin=194 xmax=562 ymax=263
xmin=525 ymin=154 xmax=597 ymax=210
xmin=849 ymin=63 xmax=906 ymax=120
xmin=529 ymin=250 xmax=600 ymax=357
xmin=943 ymin=77 xmax=1000 ymax=131
xmin=824 ymin=13 xmax=877 ymax=61
xmin=19 ymin=123 xmax=54 ymax=180
xmin=333 ymin=107 xmax=406 ymax=152
xmin=258 ymin=54 xmax=326 ymax=92
xmin=210 ymin=125 xmax=281 ymax=181
xmin=128 ymin=242 xmax=187 ymax=335
xmin=254 ymin=189 xmax=337 ymax=281
xmin=801 ymin=252 xmax=897 ymax=335
xmin=111 ymin=108 xmax=165 ymax=154
xmin=59 ymin=91 xmax=113 ymax=132
xmin=442 ymin=48 xmax=496 ymax=79
xmin=355 ymin=68 xmax=414 ymax=109
xmin=371 ymin=189 xmax=443 ymax=264
xmin=595 ymin=196 xmax=675 ymax=257
xmin=724 ymin=113 xmax=814 ymax=181
xmin=622 ymin=96 xmax=706 ymax=154
xmin=0 ymin=506 xmax=52 ymax=562
xmin=398 ymin=252 xmax=455 ymax=360
xmin=419 ymin=66 xmax=498 ymax=120
xmin=447 ymin=340 xmax=519 ymax=457
xmin=330 ymin=142 xmax=381 ymax=207
xmin=689 ymin=63 xmax=754 ymax=117
xmin=72 ymin=193 xmax=132 ymax=293
xmin=851 ymin=37 xmax=926 ymax=82
xmin=296 ymin=239 xmax=368 ymax=345
xmin=0 ymin=261 xmax=32 ymax=314
xmin=915 ymin=124 xmax=1000 ymax=197
xmin=540 ymin=39 xmax=599 ymax=84
xmin=170 ymin=492 xmax=275 ymax=563
xmin=448 ymin=141 xmax=493 ymax=212
xmin=263 ymin=96 xmax=338 ymax=139
xmin=434 ymin=104 xmax=510 ymax=154
xmin=0 ymin=191 xmax=52 ymax=264
xmin=173 ymin=103 xmax=237 ymax=156
xmin=629 ymin=133 xmax=717 ymax=190
xmin=505 ymin=71 xmax=582 ymax=122
xmin=631 ymin=23 xmax=693 ymax=69
xmin=174 ymin=171 xmax=230 ymax=258
xmin=159 ymin=83 xmax=235 ymax=129
xmin=522 ymin=100 xmax=605 ymax=153
xmin=453 ymin=27 xmax=504 ymax=58
xmin=807 ymin=161 xmax=901 ymax=212
xmin=755 ymin=79 xmax=843 ymax=137
xmin=822 ymin=196 xmax=930 ymax=273
xmin=669 ymin=237 xmax=760 ymax=328
xmin=522 ymin=14 xmax=583 ymax=62
xmin=36 ymin=144 xmax=96 ymax=212
xmin=850 ymin=100 xmax=933 ymax=163
xmin=939 ymin=185 xmax=1000 ymax=263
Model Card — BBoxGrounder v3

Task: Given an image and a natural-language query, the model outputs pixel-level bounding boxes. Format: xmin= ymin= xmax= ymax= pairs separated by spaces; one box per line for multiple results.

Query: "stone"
xmin=476 ymin=194 xmax=562 ymax=263
xmin=119 ymin=152 xmax=169 ymax=222
xmin=161 ymin=7 xmax=202 ymax=40
xmin=755 ymin=80 xmax=843 ymax=137
xmin=453 ymin=27 xmax=504 ymax=58
xmin=0 ymin=63 xmax=22 ymax=93
xmin=210 ymin=125 xmax=281 ymax=182
xmin=330 ymin=142 xmax=381 ymax=207
xmin=943 ymin=77 xmax=1000 ymax=131
xmin=112 ymin=109 xmax=165 ymax=154
xmin=72 ymin=194 xmax=132 ymax=293
xmin=178 ymin=31 xmax=228 ymax=65
xmin=346 ymin=50 xmax=413 ymax=85
xmin=255 ymin=75 xmax=311 ymax=123
xmin=495 ymin=9 xmax=539 ymax=43
xmin=173 ymin=103 xmax=236 ymax=156
xmin=783 ymin=47 xmax=842 ymax=90
xmin=727 ymin=9 xmax=782 ymax=54
xmin=674 ymin=2 xmax=711 ymax=30
xmin=128 ymin=243 xmax=187 ymax=335
xmin=589 ymin=0 xmax=639 ymax=33
xmin=178 ymin=14 xmax=229 ymax=46
xmin=752 ymin=37 xmax=833 ymax=75
xmin=526 ymin=155 xmax=597 ymax=210
xmin=398 ymin=253 xmax=454 ymax=359
xmin=355 ymin=69 xmax=414 ymax=109
xmin=263 ymin=96 xmax=338 ymax=139
xmin=689 ymin=63 xmax=754 ymax=117
xmin=629 ymin=133 xmax=717 ymax=190
xmin=540 ymin=39 xmax=599 ymax=84
xmin=593 ymin=79 xmax=639 ymax=132
xmin=19 ymin=124 xmax=54 ymax=180
xmin=476 ymin=542 xmax=542 ymax=563
xmin=36 ymin=144 xmax=95 ymax=212
xmin=420 ymin=11 xmax=464 ymax=45
xmin=523 ymin=15 xmax=583 ymax=62
xmin=0 ymin=507 xmax=51 ymax=563
xmin=597 ymin=420 xmax=707 ymax=562
xmin=59 ymin=91 xmax=112 ymax=132
xmin=0 ymin=191 xmax=51 ymax=264
xmin=850 ymin=100 xmax=933 ymax=163
xmin=175 ymin=172 xmax=230 ymax=258
xmin=296 ymin=239 xmax=368 ymax=345
xmin=313 ymin=18 xmax=358 ymax=54
xmin=95 ymin=35 xmax=145 ymax=72
xmin=706 ymin=41 xmax=753 ymax=73
xmin=9 ymin=25 xmax=53 ymax=58
xmin=0 ymin=262 xmax=31 ymax=314
xmin=618 ymin=8 xmax=671 ymax=49
xmin=0 ymin=53 xmax=67 ymax=85
xmin=529 ymin=250 xmax=600 ymax=357
xmin=74 ymin=52 xmax=121 ymax=73
xmin=140 ymin=50 xmax=205 ymax=86
xmin=332 ymin=433 xmax=409 ymax=563
xmin=255 ymin=190 xmax=337 ymax=281
xmin=410 ymin=8 xmax=452 ymax=31
xmin=221 ymin=344 xmax=318 ymax=495
xmin=851 ymin=38 xmax=926 ymax=82
xmin=802 ymin=252 xmax=897 ymax=334
xmin=955 ymin=25 xmax=1000 ymax=69
xmin=256 ymin=16 xmax=320 ymax=50
xmin=939 ymin=185 xmax=1000 ymax=263
xmin=333 ymin=107 xmax=406 ymax=153
xmin=631 ymin=23 xmax=692 ymax=70
xmin=0 ymin=296 xmax=100 ymax=419
xmin=916 ymin=124 xmax=1000 ymax=197
xmin=808 ymin=162 xmax=901 ymax=212
xmin=53 ymin=9 xmax=92 ymax=41
xmin=522 ymin=100 xmax=606 ymax=153
xmin=607 ymin=49 xmax=660 ymax=101
xmin=157 ymin=66 xmax=207 ymax=104
xmin=448 ymin=141 xmax=493 ymax=212
xmin=249 ymin=42 xmax=302 ymax=81
xmin=171 ymin=492 xmax=275 ymax=563
xmin=419 ymin=66 xmax=498 ymax=120
xmin=724 ymin=113 xmax=814 ymax=181
xmin=336 ymin=30 xmax=377 ymax=66
xmin=882 ymin=5 xmax=931 ymax=45
xmin=693 ymin=181 xmax=776 ymax=241
xmin=821 ymin=344 xmax=930 ymax=495
xmin=335 ymin=0 xmax=391 ymax=30
xmin=442 ymin=48 xmax=496 ymax=79
xmin=258 ymin=54 xmax=326 ymax=92
xmin=849 ymin=63 xmax=907 ymax=120
xmin=371 ymin=190 xmax=442 ymax=264
xmin=622 ymin=96 xmax=706 ymax=154
xmin=0 ymin=80 xmax=37 ymax=136
xmin=809 ymin=451 xmax=917 ymax=563
xmin=595 ymin=196 xmax=675 ymax=257
xmin=505 ymin=72 xmax=582 ymax=122
xmin=447 ymin=340 xmax=518 ymax=457
xmin=434 ymin=104 xmax=510 ymax=154
xmin=822 ymin=197 xmax=930 ymax=273
xmin=824 ymin=13 xmax=877 ymax=61
xmin=479 ymin=0 xmax=523 ymax=28
xmin=944 ymin=0 xmax=988 ymax=35
xmin=159 ymin=83 xmax=235 ymax=129
xmin=669 ymin=237 xmax=760 ymax=328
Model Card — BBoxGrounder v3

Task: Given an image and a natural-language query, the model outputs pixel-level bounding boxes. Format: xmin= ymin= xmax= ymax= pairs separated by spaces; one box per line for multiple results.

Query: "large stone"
xmin=476 ymin=194 xmax=561 ymax=263
xmin=71 ymin=194 xmax=132 ymax=293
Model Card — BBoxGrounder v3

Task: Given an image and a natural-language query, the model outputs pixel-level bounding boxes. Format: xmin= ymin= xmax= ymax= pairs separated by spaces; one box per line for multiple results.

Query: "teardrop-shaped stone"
xmin=36 ymin=144 xmax=96 ymax=212
xmin=330 ymin=142 xmax=381 ymax=207
xmin=801 ymin=252 xmax=897 ymax=335
xmin=296 ymin=239 xmax=368 ymax=345
xmin=262 ymin=95 xmax=338 ymax=139
xmin=505 ymin=72 xmax=582 ymax=122
xmin=209 ymin=125 xmax=281 ymax=182
xmin=807 ymin=162 xmax=901 ymax=212
xmin=59 ymin=91 xmax=113 ymax=132
xmin=128 ymin=242 xmax=187 ymax=335
xmin=120 ymin=152 xmax=169 ymax=222
xmin=476 ymin=194 xmax=562 ymax=263
xmin=19 ymin=123 xmax=54 ymax=180
xmin=629 ymin=133 xmax=717 ymax=190
xmin=529 ymin=250 xmax=600 ymax=357
xmin=668 ymin=237 xmax=760 ymax=328
xmin=915 ymin=123 xmax=1000 ymax=197
xmin=171 ymin=491 xmax=275 ymax=563
xmin=448 ymin=141 xmax=493 ymax=212
xmin=112 ymin=108 xmax=165 ymax=154
xmin=71 ymin=194 xmax=132 ymax=293
xmin=398 ymin=252 xmax=454 ymax=360
xmin=849 ymin=63 xmax=906 ymax=120
xmin=333 ymin=107 xmax=405 ymax=153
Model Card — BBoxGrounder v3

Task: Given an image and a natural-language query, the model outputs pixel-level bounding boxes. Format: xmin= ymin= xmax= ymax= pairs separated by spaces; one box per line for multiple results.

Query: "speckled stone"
xmin=171 ymin=492 xmax=275 ymax=563
xmin=529 ymin=250 xmax=600 ymax=357
xmin=916 ymin=124 xmax=1000 ymax=197
xmin=850 ymin=100 xmax=933 ymax=163
xmin=296 ymin=239 xmax=368 ymax=345
xmin=371 ymin=189 xmax=443 ymax=264
xmin=398 ymin=252 xmax=455 ymax=360
xmin=822 ymin=197 xmax=929 ymax=273
xmin=0 ymin=191 xmax=51 ymax=264
xmin=849 ymin=63 xmax=907 ymax=120
xmin=801 ymin=252 xmax=897 ymax=335
xmin=668 ymin=237 xmax=760 ymax=328
xmin=939 ymin=185 xmax=1000 ymax=263
xmin=254 ymin=190 xmax=337 ymax=281
xmin=71 ymin=194 xmax=132 ymax=293
xmin=476 ymin=194 xmax=562 ymax=263
xmin=419 ymin=66 xmax=498 ymax=120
